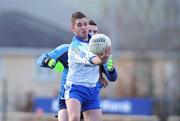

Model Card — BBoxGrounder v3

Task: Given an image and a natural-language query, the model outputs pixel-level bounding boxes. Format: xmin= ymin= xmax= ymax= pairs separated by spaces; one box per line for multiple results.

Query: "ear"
xmin=71 ymin=24 xmax=74 ymax=32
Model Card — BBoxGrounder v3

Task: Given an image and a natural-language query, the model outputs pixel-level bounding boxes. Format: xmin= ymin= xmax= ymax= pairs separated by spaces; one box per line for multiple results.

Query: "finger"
xmin=105 ymin=47 xmax=109 ymax=57
xmin=103 ymin=49 xmax=106 ymax=57
xmin=103 ymin=80 xmax=108 ymax=88
xmin=107 ymin=47 xmax=111 ymax=56
xmin=108 ymin=47 xmax=112 ymax=55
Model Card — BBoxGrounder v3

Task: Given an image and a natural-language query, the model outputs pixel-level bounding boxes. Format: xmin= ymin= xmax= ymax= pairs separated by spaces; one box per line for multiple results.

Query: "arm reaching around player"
xmin=98 ymin=47 xmax=117 ymax=88
xmin=36 ymin=44 xmax=69 ymax=121
xmin=36 ymin=44 xmax=69 ymax=72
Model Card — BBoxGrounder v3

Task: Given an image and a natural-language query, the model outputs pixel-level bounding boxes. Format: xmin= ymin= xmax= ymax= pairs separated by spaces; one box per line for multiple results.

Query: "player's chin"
xmin=81 ymin=34 xmax=88 ymax=39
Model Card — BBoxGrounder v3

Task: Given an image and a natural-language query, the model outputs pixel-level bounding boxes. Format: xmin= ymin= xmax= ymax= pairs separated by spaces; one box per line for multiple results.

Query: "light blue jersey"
xmin=36 ymin=44 xmax=69 ymax=89
xmin=67 ymin=36 xmax=99 ymax=87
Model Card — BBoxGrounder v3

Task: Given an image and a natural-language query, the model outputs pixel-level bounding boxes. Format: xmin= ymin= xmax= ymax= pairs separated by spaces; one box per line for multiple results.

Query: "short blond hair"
xmin=71 ymin=11 xmax=87 ymax=26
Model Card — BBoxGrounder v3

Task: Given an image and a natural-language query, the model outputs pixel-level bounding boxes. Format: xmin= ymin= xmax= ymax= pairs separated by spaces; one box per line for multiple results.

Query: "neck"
xmin=74 ymin=33 xmax=88 ymax=41
xmin=83 ymin=37 xmax=88 ymax=41
xmin=74 ymin=35 xmax=89 ymax=43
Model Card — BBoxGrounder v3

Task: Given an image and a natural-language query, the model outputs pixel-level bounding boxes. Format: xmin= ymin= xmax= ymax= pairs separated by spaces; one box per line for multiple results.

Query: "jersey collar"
xmin=74 ymin=34 xmax=92 ymax=43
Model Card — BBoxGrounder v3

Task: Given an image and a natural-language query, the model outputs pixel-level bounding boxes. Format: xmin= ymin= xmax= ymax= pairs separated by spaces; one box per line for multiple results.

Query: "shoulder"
xmin=70 ymin=38 xmax=82 ymax=49
xmin=52 ymin=44 xmax=69 ymax=53
xmin=55 ymin=44 xmax=69 ymax=51
xmin=48 ymin=44 xmax=69 ymax=57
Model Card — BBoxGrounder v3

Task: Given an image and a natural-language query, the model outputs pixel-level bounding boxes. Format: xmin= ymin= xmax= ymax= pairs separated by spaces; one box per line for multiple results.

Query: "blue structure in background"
xmin=100 ymin=98 xmax=153 ymax=115
xmin=33 ymin=97 xmax=153 ymax=115
xmin=33 ymin=97 xmax=58 ymax=113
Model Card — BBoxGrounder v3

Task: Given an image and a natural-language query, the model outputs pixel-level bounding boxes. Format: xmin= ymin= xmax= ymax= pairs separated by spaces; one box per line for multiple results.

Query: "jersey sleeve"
xmin=69 ymin=43 xmax=97 ymax=65
xmin=36 ymin=44 xmax=69 ymax=68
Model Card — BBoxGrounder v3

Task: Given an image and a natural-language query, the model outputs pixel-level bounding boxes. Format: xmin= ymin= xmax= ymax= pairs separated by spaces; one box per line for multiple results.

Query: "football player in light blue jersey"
xmin=65 ymin=11 xmax=113 ymax=121
xmin=37 ymin=44 xmax=69 ymax=121
xmin=36 ymin=17 xmax=117 ymax=121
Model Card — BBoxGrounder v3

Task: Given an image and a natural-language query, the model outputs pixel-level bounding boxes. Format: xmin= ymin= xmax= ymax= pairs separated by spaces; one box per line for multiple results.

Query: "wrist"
xmin=90 ymin=56 xmax=102 ymax=65
xmin=108 ymin=68 xmax=115 ymax=74
xmin=107 ymin=67 xmax=114 ymax=72
xmin=54 ymin=61 xmax=64 ymax=72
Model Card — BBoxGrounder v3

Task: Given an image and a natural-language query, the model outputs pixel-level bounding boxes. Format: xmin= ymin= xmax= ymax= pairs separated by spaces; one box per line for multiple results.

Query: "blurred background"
xmin=0 ymin=0 xmax=180 ymax=121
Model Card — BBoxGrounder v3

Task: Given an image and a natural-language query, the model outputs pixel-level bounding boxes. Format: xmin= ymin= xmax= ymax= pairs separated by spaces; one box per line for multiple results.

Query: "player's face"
xmin=72 ymin=18 xmax=88 ymax=39
xmin=88 ymin=25 xmax=98 ymax=35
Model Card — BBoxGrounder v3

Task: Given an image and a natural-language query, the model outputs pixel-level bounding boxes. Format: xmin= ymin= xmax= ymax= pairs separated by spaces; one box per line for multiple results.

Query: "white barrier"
xmin=167 ymin=116 xmax=180 ymax=121
xmin=0 ymin=112 xmax=160 ymax=121
xmin=102 ymin=114 xmax=159 ymax=121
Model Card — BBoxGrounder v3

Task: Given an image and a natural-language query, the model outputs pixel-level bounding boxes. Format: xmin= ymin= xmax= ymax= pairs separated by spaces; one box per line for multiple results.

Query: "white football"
xmin=88 ymin=34 xmax=111 ymax=54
